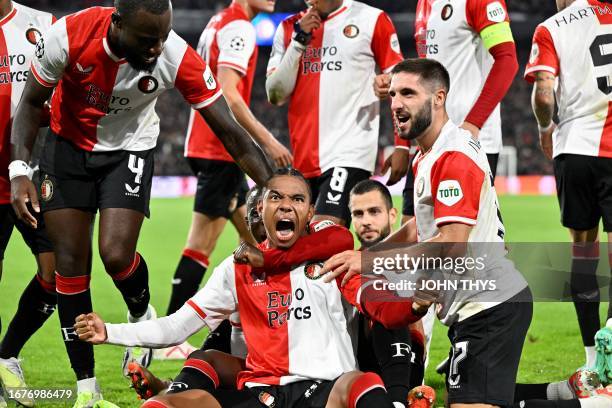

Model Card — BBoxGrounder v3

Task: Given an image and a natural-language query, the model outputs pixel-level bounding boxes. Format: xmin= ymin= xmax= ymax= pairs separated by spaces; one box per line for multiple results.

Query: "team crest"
xmin=441 ymin=4 xmax=453 ymax=20
xmin=343 ymin=24 xmax=359 ymax=38
xmin=416 ymin=177 xmax=425 ymax=198
xmin=258 ymin=391 xmax=276 ymax=407
xmin=529 ymin=43 xmax=539 ymax=64
xmin=304 ymin=262 xmax=324 ymax=280
xmin=25 ymin=27 xmax=42 ymax=45
xmin=41 ymin=177 xmax=53 ymax=201
xmin=138 ymin=76 xmax=158 ymax=94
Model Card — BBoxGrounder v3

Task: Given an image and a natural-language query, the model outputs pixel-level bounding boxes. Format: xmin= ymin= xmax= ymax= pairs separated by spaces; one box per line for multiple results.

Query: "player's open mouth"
xmin=276 ymin=219 xmax=295 ymax=241
xmin=396 ymin=113 xmax=410 ymax=125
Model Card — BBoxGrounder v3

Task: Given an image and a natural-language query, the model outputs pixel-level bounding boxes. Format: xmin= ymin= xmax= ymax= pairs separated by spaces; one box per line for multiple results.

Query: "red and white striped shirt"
xmin=31 ymin=7 xmax=222 ymax=152
xmin=0 ymin=2 xmax=53 ymax=204
xmin=185 ymin=1 xmax=258 ymax=161
xmin=524 ymin=0 xmax=612 ymax=158
xmin=267 ymin=0 xmax=403 ymax=178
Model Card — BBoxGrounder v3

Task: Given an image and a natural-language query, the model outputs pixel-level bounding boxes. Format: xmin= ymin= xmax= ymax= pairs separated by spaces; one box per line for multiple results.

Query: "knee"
xmin=54 ymin=250 xmax=89 ymax=277
xmin=100 ymin=245 xmax=134 ymax=275
xmin=188 ymin=349 xmax=221 ymax=366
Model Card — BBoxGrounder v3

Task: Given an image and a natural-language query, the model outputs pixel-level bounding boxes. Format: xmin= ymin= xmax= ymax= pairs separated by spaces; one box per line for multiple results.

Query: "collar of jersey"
xmin=325 ymin=0 xmax=352 ymax=21
xmin=0 ymin=6 xmax=16 ymax=27
xmin=102 ymin=37 xmax=127 ymax=64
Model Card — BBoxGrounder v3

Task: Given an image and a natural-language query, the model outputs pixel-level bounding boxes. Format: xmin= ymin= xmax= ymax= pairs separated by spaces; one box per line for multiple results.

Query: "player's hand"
xmin=298 ymin=6 xmax=321 ymax=34
xmin=74 ymin=313 xmax=107 ymax=345
xmin=460 ymin=121 xmax=480 ymax=139
xmin=234 ymin=242 xmax=264 ymax=268
xmin=265 ymin=137 xmax=293 ymax=168
xmin=538 ymin=123 xmax=555 ymax=160
xmin=381 ymin=148 xmax=410 ymax=186
xmin=412 ymin=276 xmax=439 ymax=315
xmin=373 ymin=74 xmax=391 ymax=99
xmin=10 ymin=176 xmax=39 ymax=229
xmin=322 ymin=250 xmax=362 ymax=286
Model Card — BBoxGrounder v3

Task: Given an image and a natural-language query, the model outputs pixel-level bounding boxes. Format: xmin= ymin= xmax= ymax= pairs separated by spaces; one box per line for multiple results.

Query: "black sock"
xmin=514 ymin=383 xmax=550 ymax=401
xmin=167 ymin=357 xmax=219 ymax=395
xmin=201 ymin=319 xmax=232 ymax=353
xmin=514 ymin=400 xmax=580 ymax=408
xmin=349 ymin=372 xmax=394 ymax=408
xmin=355 ymin=387 xmax=394 ymax=408
xmin=56 ymin=274 xmax=94 ymax=380
xmin=570 ymin=249 xmax=600 ymax=346
xmin=0 ymin=275 xmax=57 ymax=359
xmin=112 ymin=253 xmax=150 ymax=318
xmin=371 ymin=322 xmax=413 ymax=403
xmin=166 ymin=249 xmax=208 ymax=315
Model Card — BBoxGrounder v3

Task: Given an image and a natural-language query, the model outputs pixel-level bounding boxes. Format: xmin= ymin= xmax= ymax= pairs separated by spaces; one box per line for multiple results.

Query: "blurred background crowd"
xmin=23 ymin=0 xmax=557 ymax=176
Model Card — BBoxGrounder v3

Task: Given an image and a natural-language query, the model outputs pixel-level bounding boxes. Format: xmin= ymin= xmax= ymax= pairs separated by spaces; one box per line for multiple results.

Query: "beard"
xmin=358 ymin=224 xmax=392 ymax=248
xmin=400 ymin=97 xmax=433 ymax=141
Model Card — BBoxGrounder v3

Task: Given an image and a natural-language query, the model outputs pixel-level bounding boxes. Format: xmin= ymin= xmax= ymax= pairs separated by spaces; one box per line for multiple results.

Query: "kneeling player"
xmin=75 ymin=168 xmax=431 ymax=407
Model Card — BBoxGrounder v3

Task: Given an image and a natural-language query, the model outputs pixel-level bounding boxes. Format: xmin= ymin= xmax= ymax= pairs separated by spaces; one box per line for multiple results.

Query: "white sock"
xmin=128 ymin=304 xmax=154 ymax=323
xmin=586 ymin=346 xmax=597 ymax=368
xmin=76 ymin=377 xmax=99 ymax=394
xmin=606 ymin=318 xmax=612 ymax=328
xmin=546 ymin=380 xmax=575 ymax=400
xmin=580 ymin=395 xmax=612 ymax=408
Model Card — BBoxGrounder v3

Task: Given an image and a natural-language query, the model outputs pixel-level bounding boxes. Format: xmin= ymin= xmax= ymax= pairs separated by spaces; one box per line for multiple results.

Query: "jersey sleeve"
xmin=266 ymin=20 xmax=288 ymax=76
xmin=430 ymin=151 xmax=485 ymax=226
xmin=524 ymin=25 xmax=559 ymax=83
xmin=466 ymin=0 xmax=513 ymax=50
xmin=30 ymin=17 xmax=69 ymax=87
xmin=371 ymin=12 xmax=403 ymax=73
xmin=175 ymin=44 xmax=223 ymax=109
xmin=216 ymin=19 xmax=257 ymax=76
xmin=186 ymin=257 xmax=237 ymax=331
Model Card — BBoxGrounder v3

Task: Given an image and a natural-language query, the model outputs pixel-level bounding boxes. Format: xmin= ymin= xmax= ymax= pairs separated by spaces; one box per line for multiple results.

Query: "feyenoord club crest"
xmin=25 ymin=27 xmax=42 ymax=45
xmin=416 ymin=177 xmax=425 ymax=198
xmin=258 ymin=391 xmax=276 ymax=407
xmin=41 ymin=176 xmax=53 ymax=201
xmin=138 ymin=75 xmax=158 ymax=94
xmin=441 ymin=4 xmax=453 ymax=20
xmin=304 ymin=262 xmax=324 ymax=280
xmin=343 ymin=24 xmax=359 ymax=38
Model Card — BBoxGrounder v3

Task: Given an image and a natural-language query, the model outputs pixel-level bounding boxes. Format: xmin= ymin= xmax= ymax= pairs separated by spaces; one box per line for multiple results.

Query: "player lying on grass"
xmin=125 ymin=179 xmax=430 ymax=407
xmin=74 ymin=167 xmax=432 ymax=408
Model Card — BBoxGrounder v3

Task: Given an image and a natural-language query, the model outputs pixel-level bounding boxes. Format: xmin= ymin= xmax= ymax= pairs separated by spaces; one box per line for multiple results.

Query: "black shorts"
xmin=308 ymin=167 xmax=371 ymax=225
xmin=189 ymin=158 xmax=248 ymax=219
xmin=38 ymin=133 xmax=154 ymax=217
xmin=403 ymin=153 xmax=499 ymax=217
xmin=213 ymin=379 xmax=338 ymax=408
xmin=0 ymin=204 xmax=53 ymax=260
xmin=445 ymin=288 xmax=533 ymax=406
xmin=402 ymin=159 xmax=416 ymax=217
xmin=553 ymin=154 xmax=612 ymax=231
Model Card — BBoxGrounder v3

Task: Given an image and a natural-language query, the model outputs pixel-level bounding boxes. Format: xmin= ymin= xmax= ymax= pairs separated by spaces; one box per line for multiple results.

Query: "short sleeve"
xmin=187 ymin=257 xmax=237 ymax=331
xmin=430 ymin=151 xmax=485 ymax=226
xmin=175 ymin=45 xmax=223 ymax=109
xmin=266 ymin=21 xmax=288 ymax=76
xmin=371 ymin=12 xmax=403 ymax=73
xmin=524 ymin=25 xmax=559 ymax=83
xmin=217 ymin=19 xmax=257 ymax=76
xmin=31 ymin=17 xmax=69 ymax=87
xmin=466 ymin=0 xmax=510 ymax=33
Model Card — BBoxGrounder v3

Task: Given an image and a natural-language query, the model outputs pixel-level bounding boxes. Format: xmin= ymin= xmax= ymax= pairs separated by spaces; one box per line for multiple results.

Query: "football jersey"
xmin=187 ymin=254 xmax=361 ymax=389
xmin=524 ymin=0 xmax=612 ymax=158
xmin=0 ymin=2 xmax=53 ymax=204
xmin=412 ymin=120 xmax=526 ymax=324
xmin=415 ymin=0 xmax=511 ymax=154
xmin=31 ymin=7 xmax=222 ymax=153
xmin=267 ymin=0 xmax=403 ymax=178
xmin=184 ymin=2 xmax=258 ymax=161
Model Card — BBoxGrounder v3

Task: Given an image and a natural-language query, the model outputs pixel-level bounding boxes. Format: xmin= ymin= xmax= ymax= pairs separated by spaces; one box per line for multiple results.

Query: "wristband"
xmin=537 ymin=122 xmax=555 ymax=133
xmin=293 ymin=21 xmax=312 ymax=46
xmin=8 ymin=160 xmax=33 ymax=181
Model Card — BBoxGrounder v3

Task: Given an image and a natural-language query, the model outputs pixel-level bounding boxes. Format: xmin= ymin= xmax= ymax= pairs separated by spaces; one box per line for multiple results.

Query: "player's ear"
xmin=389 ymin=207 xmax=398 ymax=226
xmin=434 ymin=88 xmax=446 ymax=108
xmin=307 ymin=204 xmax=315 ymax=223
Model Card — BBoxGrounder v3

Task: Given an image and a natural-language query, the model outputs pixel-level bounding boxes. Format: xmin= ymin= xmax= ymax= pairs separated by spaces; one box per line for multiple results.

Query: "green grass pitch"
xmin=0 ymin=195 xmax=609 ymax=406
